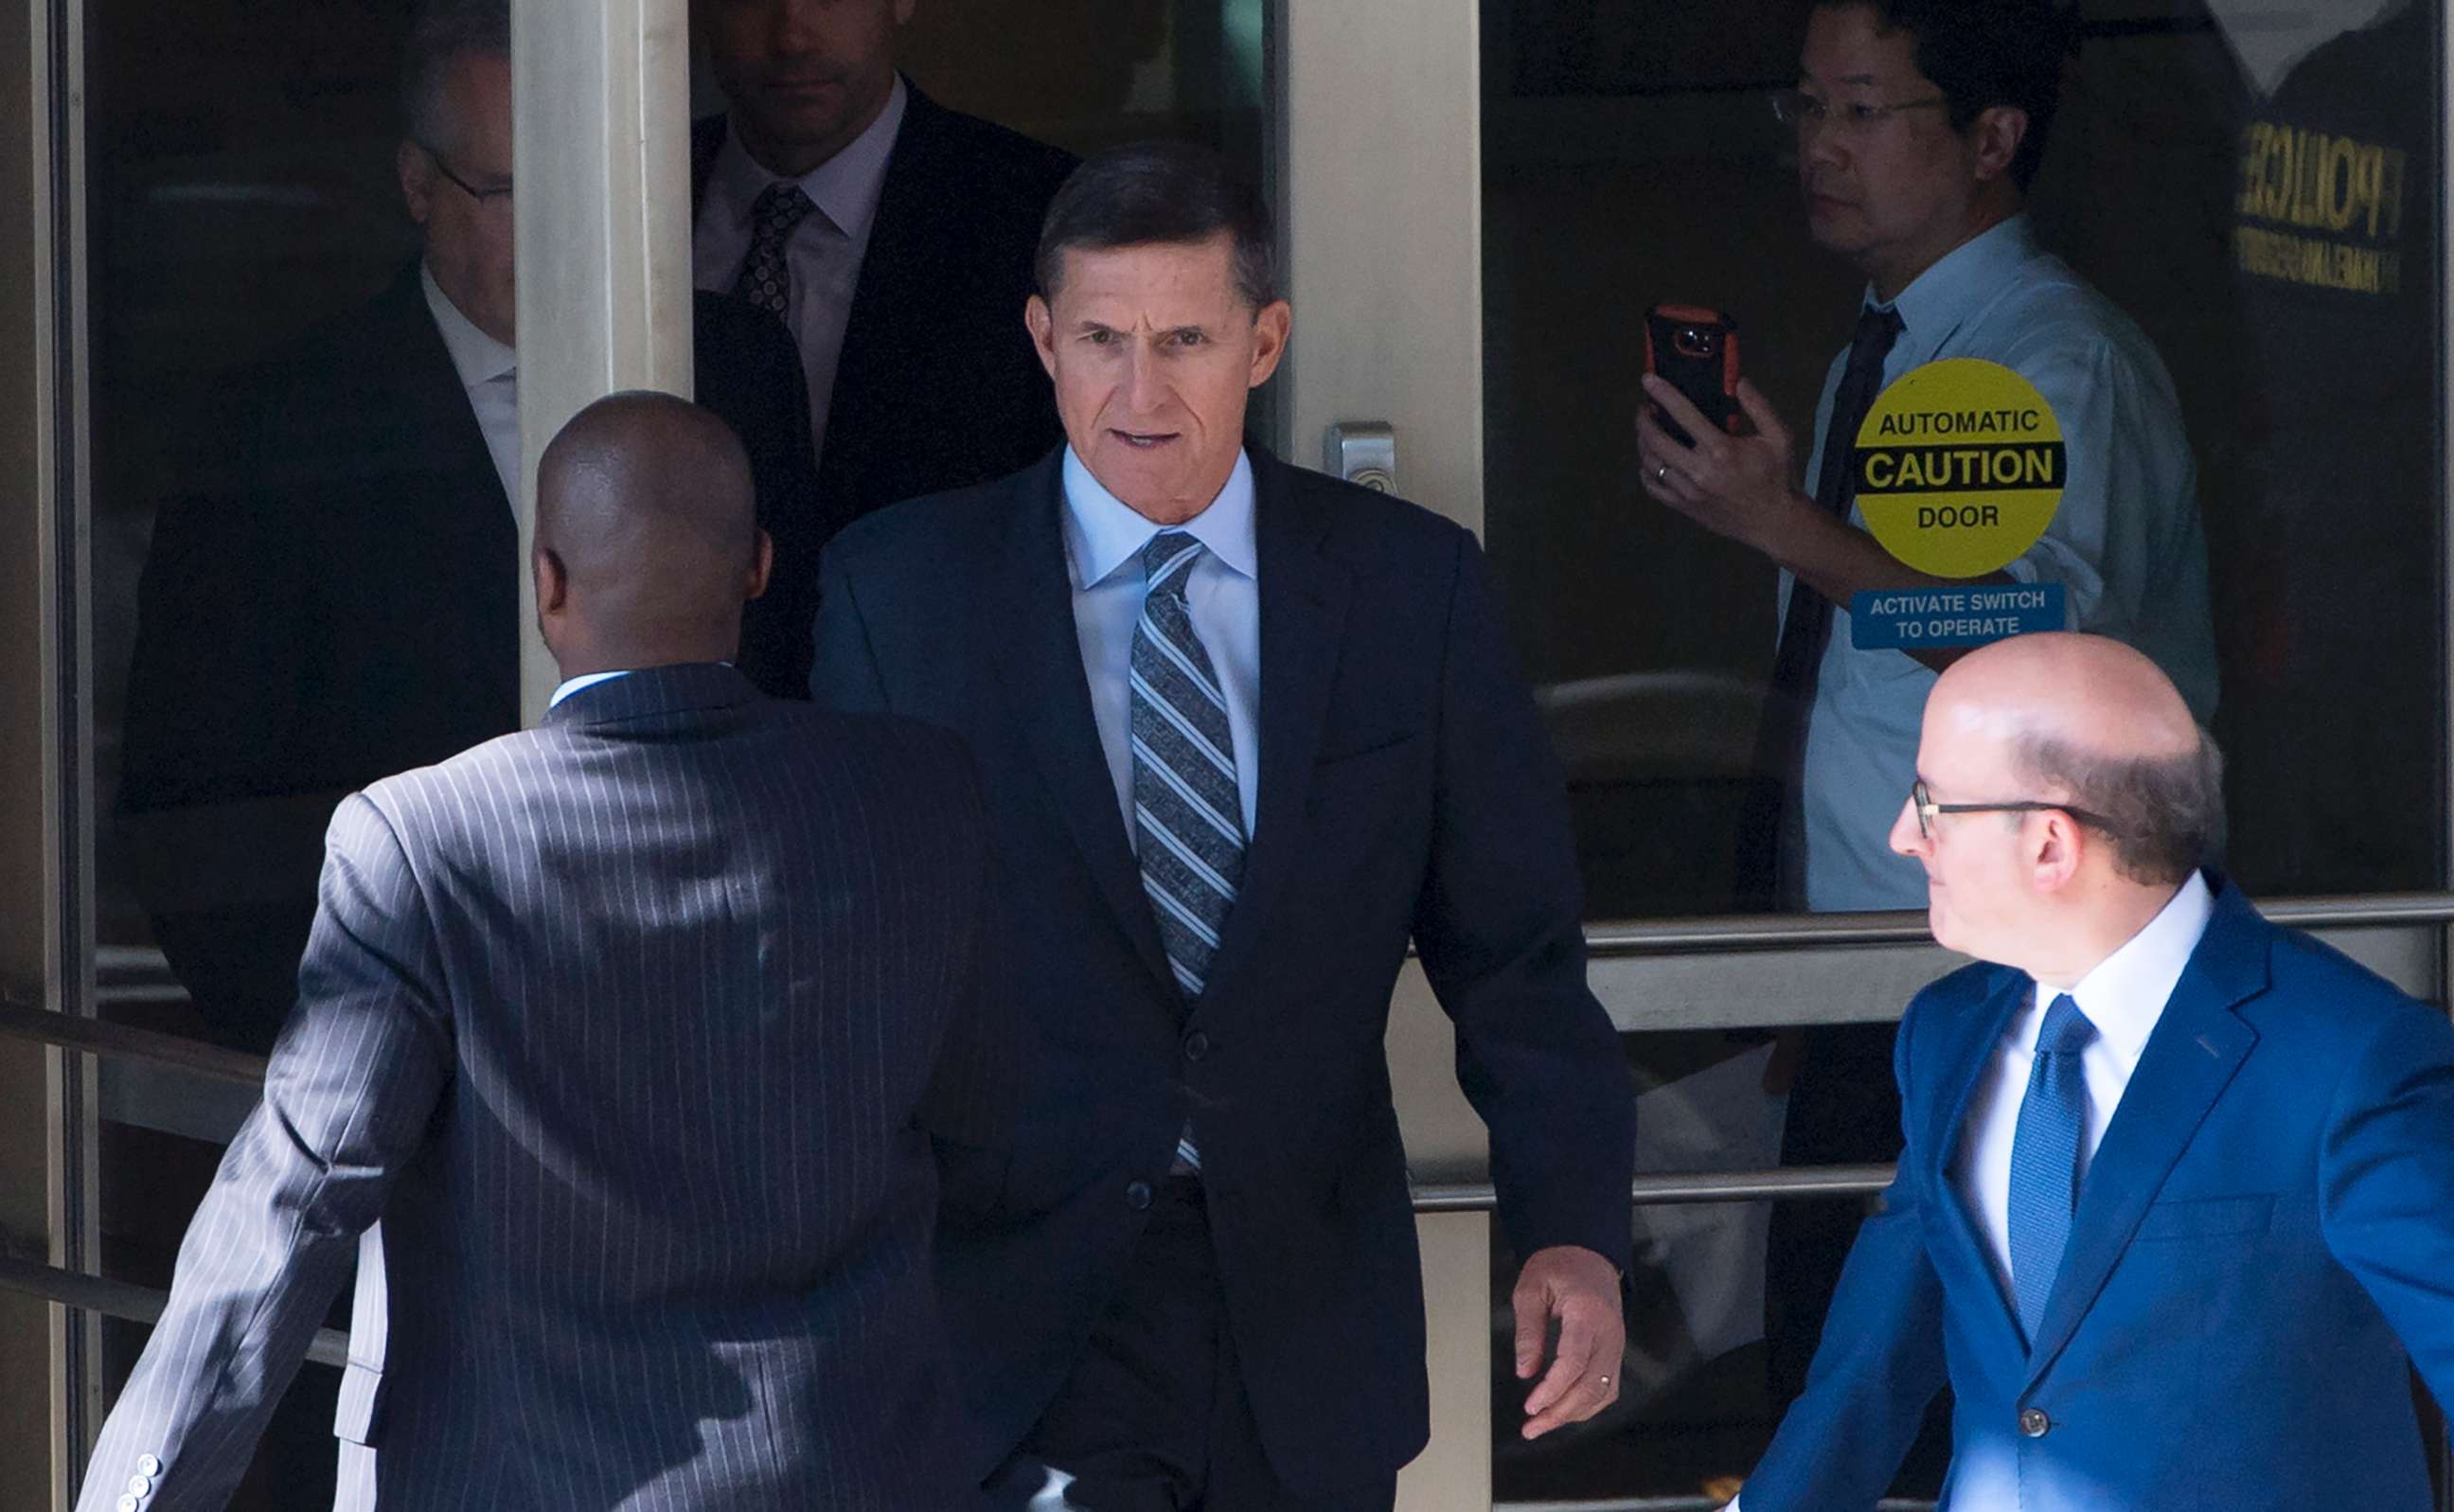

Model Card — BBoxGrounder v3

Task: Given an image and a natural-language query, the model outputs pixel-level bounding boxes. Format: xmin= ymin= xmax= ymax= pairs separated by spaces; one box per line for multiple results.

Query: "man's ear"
xmin=534 ymin=544 xmax=569 ymax=617
xmin=1968 ymin=104 xmax=2029 ymax=186
xmin=1025 ymin=294 xmax=1059 ymax=381
xmin=745 ymin=528 xmax=774 ymax=603
xmin=2027 ymin=809 xmax=2085 ymax=895
xmin=1248 ymin=299 xmax=1292 ymax=388
xmin=399 ymin=139 xmax=436 ymax=226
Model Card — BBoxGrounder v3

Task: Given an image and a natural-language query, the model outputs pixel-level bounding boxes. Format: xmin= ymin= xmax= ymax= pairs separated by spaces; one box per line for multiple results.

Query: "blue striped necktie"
xmin=2006 ymin=993 xmax=2097 ymax=1343
xmin=1130 ymin=530 xmax=1244 ymax=1174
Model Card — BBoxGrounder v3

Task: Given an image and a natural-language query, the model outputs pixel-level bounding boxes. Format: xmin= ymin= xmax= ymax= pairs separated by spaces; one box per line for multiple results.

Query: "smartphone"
xmin=1644 ymin=304 xmax=1742 ymax=447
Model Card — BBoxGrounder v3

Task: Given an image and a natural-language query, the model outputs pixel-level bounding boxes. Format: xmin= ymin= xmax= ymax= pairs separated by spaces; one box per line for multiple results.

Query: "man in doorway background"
xmin=117 ymin=0 xmax=818 ymax=1055
xmin=692 ymin=0 xmax=1076 ymax=566
xmin=1630 ymin=0 xmax=2222 ymax=1426
xmin=1635 ymin=0 xmax=2216 ymax=914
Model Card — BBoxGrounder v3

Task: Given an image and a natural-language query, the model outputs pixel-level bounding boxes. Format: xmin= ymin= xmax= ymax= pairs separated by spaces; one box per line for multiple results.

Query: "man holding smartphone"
xmin=1634 ymin=0 xmax=2217 ymax=916
xmin=1633 ymin=0 xmax=2223 ymax=1444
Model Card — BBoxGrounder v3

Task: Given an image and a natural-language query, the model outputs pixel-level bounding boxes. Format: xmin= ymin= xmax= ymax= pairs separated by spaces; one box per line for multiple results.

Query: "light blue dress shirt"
xmin=1061 ymin=446 xmax=1262 ymax=842
xmin=1791 ymin=215 xmax=2219 ymax=911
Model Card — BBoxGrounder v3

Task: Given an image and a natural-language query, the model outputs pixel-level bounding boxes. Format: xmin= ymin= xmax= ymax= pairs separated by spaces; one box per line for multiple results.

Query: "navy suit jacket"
xmin=80 ymin=667 xmax=1013 ymax=1512
xmin=1744 ymin=875 xmax=2454 ymax=1511
xmin=809 ymin=449 xmax=1635 ymax=1492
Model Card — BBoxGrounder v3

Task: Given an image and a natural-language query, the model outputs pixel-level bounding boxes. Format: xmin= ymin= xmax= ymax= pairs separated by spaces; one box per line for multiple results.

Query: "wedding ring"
xmin=1652 ymin=463 xmax=1668 ymax=485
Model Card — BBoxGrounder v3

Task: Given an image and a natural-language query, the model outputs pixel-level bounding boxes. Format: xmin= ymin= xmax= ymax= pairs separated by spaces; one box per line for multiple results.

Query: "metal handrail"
xmin=0 ymin=998 xmax=267 ymax=1085
xmin=1416 ymin=1164 xmax=1894 ymax=1212
xmin=0 ymin=1254 xmax=348 ymax=1370
xmin=1584 ymin=892 xmax=2454 ymax=954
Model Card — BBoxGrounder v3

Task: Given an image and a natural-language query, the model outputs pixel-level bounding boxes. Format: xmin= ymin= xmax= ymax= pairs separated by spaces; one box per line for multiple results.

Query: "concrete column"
xmin=510 ymin=0 xmax=696 ymax=723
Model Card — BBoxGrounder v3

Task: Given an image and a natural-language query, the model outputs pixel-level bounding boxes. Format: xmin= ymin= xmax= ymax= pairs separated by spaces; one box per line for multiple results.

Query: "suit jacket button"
xmin=127 ymin=1476 xmax=151 ymax=1496
xmin=1126 ymin=1180 xmax=1152 ymax=1211
xmin=137 ymin=1456 xmax=162 ymax=1477
xmin=1183 ymin=1030 xmax=1210 ymax=1061
xmin=2018 ymin=1407 xmax=2052 ymax=1438
xmin=117 ymin=1498 xmax=137 ymax=1512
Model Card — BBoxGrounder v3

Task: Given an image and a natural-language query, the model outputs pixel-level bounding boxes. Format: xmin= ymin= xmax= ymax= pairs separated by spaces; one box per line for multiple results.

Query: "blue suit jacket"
xmin=1745 ymin=875 xmax=2454 ymax=1511
xmin=810 ymin=449 xmax=1635 ymax=1492
xmin=79 ymin=667 xmax=1015 ymax=1512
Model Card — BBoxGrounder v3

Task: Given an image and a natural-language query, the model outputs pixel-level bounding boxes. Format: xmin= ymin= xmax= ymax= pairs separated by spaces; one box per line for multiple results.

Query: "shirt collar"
xmin=549 ymin=669 xmax=632 ymax=708
xmin=420 ymin=261 xmax=516 ymax=388
xmin=2026 ymin=870 xmax=2215 ymax=1065
xmin=1869 ymin=213 xmax=2040 ymax=367
xmin=549 ymin=663 xmax=733 ymax=709
xmin=710 ymin=75 xmax=907 ymax=244
xmin=1060 ymin=446 xmax=1259 ymax=593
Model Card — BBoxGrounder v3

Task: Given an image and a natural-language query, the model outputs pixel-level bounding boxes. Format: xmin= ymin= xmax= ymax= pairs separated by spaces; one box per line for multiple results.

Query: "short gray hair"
xmin=1036 ymin=141 xmax=1278 ymax=311
xmin=401 ymin=0 xmax=507 ymax=152
xmin=2010 ymin=726 xmax=2226 ymax=886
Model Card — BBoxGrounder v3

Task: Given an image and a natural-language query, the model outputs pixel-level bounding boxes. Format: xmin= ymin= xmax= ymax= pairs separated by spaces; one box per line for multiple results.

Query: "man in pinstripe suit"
xmin=78 ymin=393 xmax=1010 ymax=1512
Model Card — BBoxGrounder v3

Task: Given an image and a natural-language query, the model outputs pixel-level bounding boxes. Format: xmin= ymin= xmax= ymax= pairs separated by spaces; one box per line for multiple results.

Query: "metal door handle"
xmin=1325 ymin=421 xmax=1397 ymax=492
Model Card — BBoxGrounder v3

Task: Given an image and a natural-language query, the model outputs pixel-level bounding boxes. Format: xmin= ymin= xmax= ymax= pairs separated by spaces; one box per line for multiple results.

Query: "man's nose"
xmin=1889 ymin=797 xmax=1926 ymax=858
xmin=1123 ymin=346 xmax=1167 ymax=412
xmin=1802 ymin=118 xmax=1846 ymax=170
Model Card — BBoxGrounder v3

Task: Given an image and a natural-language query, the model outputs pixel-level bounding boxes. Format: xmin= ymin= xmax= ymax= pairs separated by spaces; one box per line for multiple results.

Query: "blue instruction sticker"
xmin=1849 ymin=583 xmax=2066 ymax=650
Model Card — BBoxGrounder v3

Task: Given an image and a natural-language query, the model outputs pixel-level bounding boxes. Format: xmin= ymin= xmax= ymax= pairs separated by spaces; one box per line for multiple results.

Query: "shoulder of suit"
xmin=2250 ymin=915 xmax=2431 ymax=1034
xmin=827 ymin=469 xmax=1028 ymax=572
xmin=903 ymin=91 xmax=1080 ymax=189
xmin=1272 ymin=457 xmax=1479 ymax=570
xmin=1902 ymin=957 xmax=2018 ymax=1027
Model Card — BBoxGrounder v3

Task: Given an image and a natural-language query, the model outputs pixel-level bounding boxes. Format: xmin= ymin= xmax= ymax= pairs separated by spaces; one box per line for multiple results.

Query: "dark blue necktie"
xmin=2006 ymin=993 xmax=2097 ymax=1343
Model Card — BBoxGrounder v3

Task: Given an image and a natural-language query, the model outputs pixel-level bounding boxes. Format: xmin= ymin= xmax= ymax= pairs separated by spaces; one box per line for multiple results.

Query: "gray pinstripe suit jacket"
xmin=78 ymin=664 xmax=1010 ymax=1512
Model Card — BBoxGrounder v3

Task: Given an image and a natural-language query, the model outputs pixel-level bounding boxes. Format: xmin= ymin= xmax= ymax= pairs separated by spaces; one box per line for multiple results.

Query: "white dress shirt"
xmin=692 ymin=77 xmax=907 ymax=465
xmin=421 ymin=262 xmax=519 ymax=505
xmin=1061 ymin=446 xmax=1261 ymax=841
xmin=1953 ymin=870 xmax=2216 ymax=1307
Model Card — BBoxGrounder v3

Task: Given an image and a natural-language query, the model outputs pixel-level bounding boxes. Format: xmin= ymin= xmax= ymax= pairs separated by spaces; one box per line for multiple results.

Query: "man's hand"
xmin=1511 ymin=1244 xmax=1627 ymax=1439
xmin=1634 ymin=375 xmax=1811 ymax=554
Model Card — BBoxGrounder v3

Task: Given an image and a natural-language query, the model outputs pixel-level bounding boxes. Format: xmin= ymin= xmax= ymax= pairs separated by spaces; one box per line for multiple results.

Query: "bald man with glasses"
xmin=1733 ymin=631 xmax=2454 ymax=1511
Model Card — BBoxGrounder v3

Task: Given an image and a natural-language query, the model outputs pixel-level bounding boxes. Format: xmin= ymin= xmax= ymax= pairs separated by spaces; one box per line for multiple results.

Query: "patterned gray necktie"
xmin=1130 ymin=531 xmax=1244 ymax=1175
xmin=732 ymin=183 xmax=814 ymax=320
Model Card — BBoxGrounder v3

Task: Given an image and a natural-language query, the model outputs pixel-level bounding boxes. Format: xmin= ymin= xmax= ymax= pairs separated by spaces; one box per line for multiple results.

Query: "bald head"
xmin=1927 ymin=632 xmax=2222 ymax=887
xmin=533 ymin=392 xmax=768 ymax=676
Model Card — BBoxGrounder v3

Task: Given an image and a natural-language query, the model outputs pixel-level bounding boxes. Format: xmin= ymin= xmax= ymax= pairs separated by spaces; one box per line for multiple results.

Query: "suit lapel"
xmin=1196 ymin=457 xmax=1354 ymax=1012
xmin=984 ymin=455 xmax=1175 ymax=994
xmin=2022 ymin=881 xmax=2267 ymax=1382
xmin=1922 ymin=968 xmax=2032 ymax=1353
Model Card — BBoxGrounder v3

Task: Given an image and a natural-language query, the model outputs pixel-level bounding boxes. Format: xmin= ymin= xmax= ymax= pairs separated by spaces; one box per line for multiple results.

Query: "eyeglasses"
xmin=419 ymin=144 xmax=513 ymax=206
xmin=1909 ymin=778 xmax=2120 ymax=843
xmin=1771 ymin=87 xmax=1950 ymax=135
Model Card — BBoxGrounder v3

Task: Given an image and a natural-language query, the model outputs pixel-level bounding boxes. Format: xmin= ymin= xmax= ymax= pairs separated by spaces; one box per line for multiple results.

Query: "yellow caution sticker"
xmin=1852 ymin=359 xmax=2064 ymax=578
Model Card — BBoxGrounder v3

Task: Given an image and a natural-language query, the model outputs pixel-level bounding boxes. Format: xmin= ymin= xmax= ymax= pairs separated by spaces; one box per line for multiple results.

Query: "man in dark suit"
xmin=690 ymin=0 xmax=1075 ymax=556
xmin=812 ymin=142 xmax=1634 ymax=1511
xmin=1734 ymin=632 xmax=2454 ymax=1511
xmin=79 ymin=393 xmax=1008 ymax=1512
xmin=118 ymin=0 xmax=819 ymax=1054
